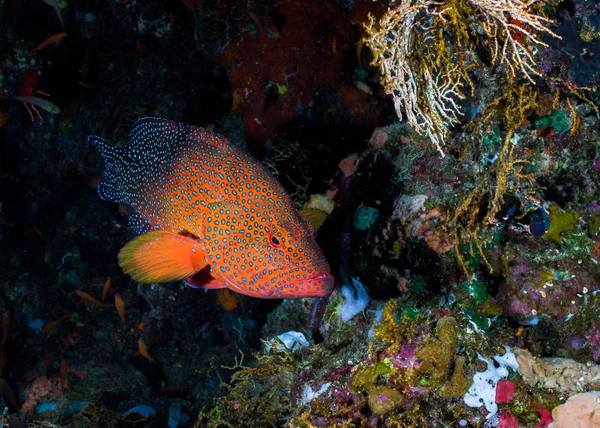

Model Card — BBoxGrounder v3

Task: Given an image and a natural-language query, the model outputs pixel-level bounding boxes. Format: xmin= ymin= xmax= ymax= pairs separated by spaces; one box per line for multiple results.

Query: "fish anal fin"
xmin=184 ymin=266 xmax=228 ymax=289
xmin=118 ymin=230 xmax=207 ymax=283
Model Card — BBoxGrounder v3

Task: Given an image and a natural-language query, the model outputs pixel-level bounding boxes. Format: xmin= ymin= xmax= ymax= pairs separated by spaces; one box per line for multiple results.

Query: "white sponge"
xmin=464 ymin=346 xmax=518 ymax=422
xmin=340 ymin=278 xmax=369 ymax=322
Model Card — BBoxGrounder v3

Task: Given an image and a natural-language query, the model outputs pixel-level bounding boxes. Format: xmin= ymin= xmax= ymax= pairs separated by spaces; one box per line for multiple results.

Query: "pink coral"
xmin=368 ymin=129 xmax=388 ymax=151
xmin=338 ymin=155 xmax=358 ymax=178
xmin=534 ymin=408 xmax=553 ymax=428
xmin=496 ymin=380 xmax=516 ymax=403
xmin=497 ymin=411 xmax=518 ymax=428
xmin=389 ymin=343 xmax=417 ymax=369
xmin=20 ymin=376 xmax=63 ymax=414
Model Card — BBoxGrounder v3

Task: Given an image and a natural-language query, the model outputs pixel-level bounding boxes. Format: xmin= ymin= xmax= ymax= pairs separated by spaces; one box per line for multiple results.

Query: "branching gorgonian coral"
xmin=363 ymin=0 xmax=560 ymax=157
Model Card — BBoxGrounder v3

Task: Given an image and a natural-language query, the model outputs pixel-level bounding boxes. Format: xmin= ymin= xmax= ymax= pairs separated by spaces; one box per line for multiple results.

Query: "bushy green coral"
xmin=439 ymin=357 xmax=471 ymax=398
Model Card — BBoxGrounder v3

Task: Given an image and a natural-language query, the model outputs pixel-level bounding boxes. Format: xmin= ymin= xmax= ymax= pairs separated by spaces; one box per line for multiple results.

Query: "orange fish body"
xmin=138 ymin=338 xmax=154 ymax=363
xmin=90 ymin=118 xmax=334 ymax=298
xmin=115 ymin=294 xmax=126 ymax=324
xmin=27 ymin=32 xmax=67 ymax=55
xmin=74 ymin=290 xmax=108 ymax=307
xmin=102 ymin=277 xmax=111 ymax=301
xmin=41 ymin=313 xmax=70 ymax=335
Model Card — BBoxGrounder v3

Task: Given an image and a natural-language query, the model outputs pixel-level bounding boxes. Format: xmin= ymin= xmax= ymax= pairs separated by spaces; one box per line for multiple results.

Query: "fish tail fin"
xmin=89 ymin=135 xmax=127 ymax=203
xmin=118 ymin=231 xmax=208 ymax=283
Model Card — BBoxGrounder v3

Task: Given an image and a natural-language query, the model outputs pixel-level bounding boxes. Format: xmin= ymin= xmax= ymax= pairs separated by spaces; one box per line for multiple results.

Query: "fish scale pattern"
xmin=90 ymin=117 xmax=333 ymax=298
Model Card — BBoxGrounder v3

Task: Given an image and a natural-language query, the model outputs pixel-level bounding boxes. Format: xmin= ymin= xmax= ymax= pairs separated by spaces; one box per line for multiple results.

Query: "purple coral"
xmin=390 ymin=343 xmax=417 ymax=369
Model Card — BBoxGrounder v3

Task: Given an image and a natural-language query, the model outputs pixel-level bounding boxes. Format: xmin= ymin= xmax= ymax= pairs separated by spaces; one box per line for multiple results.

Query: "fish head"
xmin=203 ymin=202 xmax=334 ymax=299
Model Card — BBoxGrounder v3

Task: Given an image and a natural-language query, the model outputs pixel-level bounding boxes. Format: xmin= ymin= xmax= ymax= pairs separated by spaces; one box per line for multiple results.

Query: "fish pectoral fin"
xmin=184 ymin=266 xmax=228 ymax=289
xmin=118 ymin=230 xmax=208 ymax=283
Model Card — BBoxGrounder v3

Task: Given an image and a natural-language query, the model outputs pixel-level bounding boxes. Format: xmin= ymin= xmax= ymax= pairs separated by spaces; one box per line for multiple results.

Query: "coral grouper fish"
xmin=90 ymin=117 xmax=334 ymax=299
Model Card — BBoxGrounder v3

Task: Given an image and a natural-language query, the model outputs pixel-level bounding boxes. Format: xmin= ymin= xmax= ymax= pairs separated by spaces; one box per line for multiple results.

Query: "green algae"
xmin=479 ymin=298 xmax=503 ymax=317
xmin=589 ymin=215 xmax=600 ymax=235
xmin=349 ymin=361 xmax=402 ymax=416
xmin=482 ymin=124 xmax=501 ymax=146
xmin=462 ymin=280 xmax=487 ymax=303
xmin=535 ymin=110 xmax=570 ymax=134
xmin=545 ymin=206 xmax=580 ymax=243
xmin=350 ymin=359 xmax=394 ymax=391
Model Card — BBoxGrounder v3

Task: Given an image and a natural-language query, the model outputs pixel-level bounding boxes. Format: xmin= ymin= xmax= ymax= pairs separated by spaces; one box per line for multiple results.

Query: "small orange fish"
xmin=115 ymin=294 xmax=126 ymax=324
xmin=27 ymin=32 xmax=67 ymax=55
xmin=73 ymin=290 xmax=109 ymax=307
xmin=249 ymin=12 xmax=265 ymax=34
xmin=59 ymin=359 xmax=68 ymax=389
xmin=356 ymin=37 xmax=364 ymax=65
xmin=138 ymin=338 xmax=154 ymax=363
xmin=102 ymin=277 xmax=112 ymax=301
xmin=76 ymin=81 xmax=98 ymax=89
xmin=1 ymin=312 xmax=9 ymax=348
xmin=41 ymin=313 xmax=71 ymax=335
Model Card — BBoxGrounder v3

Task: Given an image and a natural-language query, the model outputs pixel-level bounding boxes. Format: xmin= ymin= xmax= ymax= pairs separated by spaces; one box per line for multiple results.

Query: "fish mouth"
xmin=280 ymin=272 xmax=335 ymax=298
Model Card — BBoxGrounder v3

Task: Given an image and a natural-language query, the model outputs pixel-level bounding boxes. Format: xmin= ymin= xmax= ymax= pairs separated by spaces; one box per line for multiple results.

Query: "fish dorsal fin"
xmin=125 ymin=117 xmax=188 ymax=161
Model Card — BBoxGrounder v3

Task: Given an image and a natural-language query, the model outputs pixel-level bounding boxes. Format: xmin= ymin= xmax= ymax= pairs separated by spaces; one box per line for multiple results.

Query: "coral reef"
xmin=0 ymin=0 xmax=599 ymax=425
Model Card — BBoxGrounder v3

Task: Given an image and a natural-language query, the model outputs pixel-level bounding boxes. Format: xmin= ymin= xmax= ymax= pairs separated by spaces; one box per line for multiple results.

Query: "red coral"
xmin=221 ymin=0 xmax=383 ymax=143
xmin=534 ymin=408 xmax=553 ymax=428
xmin=497 ymin=411 xmax=518 ymax=428
xmin=496 ymin=380 xmax=516 ymax=403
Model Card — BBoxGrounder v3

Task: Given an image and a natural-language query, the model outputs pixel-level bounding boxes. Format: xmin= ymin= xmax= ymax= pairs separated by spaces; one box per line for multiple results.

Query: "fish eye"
xmin=268 ymin=233 xmax=281 ymax=248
